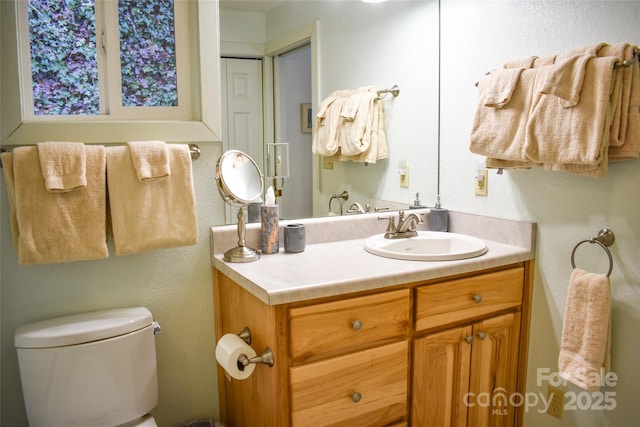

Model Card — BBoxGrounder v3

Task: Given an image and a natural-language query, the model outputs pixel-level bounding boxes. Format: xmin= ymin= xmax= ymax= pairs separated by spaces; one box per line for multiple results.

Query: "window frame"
xmin=1 ymin=0 xmax=221 ymax=145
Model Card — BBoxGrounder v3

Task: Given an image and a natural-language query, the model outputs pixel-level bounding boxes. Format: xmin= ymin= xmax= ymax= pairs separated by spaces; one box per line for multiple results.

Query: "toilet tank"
xmin=14 ymin=307 xmax=159 ymax=427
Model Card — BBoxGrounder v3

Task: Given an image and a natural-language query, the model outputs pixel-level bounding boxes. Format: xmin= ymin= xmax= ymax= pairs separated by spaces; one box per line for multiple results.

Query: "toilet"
xmin=14 ymin=307 xmax=160 ymax=427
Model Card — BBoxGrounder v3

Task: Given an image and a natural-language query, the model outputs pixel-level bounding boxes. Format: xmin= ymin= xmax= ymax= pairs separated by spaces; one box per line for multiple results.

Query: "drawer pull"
xmin=472 ymin=294 xmax=483 ymax=304
xmin=464 ymin=335 xmax=474 ymax=344
xmin=351 ymin=320 xmax=363 ymax=331
xmin=351 ymin=392 xmax=362 ymax=403
xmin=477 ymin=331 xmax=487 ymax=340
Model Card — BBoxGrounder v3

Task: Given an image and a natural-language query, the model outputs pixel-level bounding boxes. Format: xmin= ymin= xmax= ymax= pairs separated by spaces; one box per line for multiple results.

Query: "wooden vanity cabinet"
xmin=213 ymin=261 xmax=533 ymax=427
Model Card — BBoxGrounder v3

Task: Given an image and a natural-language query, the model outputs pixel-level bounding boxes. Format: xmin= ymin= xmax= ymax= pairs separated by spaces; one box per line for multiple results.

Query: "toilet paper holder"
xmin=236 ymin=327 xmax=274 ymax=368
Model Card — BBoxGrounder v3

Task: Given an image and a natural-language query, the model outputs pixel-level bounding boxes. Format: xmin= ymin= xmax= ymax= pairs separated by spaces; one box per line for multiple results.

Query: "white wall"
xmin=440 ymin=1 xmax=640 ymax=425
xmin=0 ymin=143 xmax=225 ymax=425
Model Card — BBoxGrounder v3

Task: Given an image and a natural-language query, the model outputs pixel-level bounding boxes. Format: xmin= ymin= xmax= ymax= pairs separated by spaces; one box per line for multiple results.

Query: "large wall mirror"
xmin=219 ymin=0 xmax=440 ymax=225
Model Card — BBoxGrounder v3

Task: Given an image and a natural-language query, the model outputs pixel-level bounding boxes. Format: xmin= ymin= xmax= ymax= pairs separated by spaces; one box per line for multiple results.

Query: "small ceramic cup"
xmin=284 ymin=223 xmax=305 ymax=253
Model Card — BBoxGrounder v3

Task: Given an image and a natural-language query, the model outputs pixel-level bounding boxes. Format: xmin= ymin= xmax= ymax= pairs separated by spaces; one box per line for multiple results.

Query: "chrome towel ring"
xmin=570 ymin=228 xmax=615 ymax=277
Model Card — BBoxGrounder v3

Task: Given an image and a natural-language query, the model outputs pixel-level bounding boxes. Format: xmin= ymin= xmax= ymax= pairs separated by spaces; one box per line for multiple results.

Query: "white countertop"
xmin=211 ymin=210 xmax=536 ymax=306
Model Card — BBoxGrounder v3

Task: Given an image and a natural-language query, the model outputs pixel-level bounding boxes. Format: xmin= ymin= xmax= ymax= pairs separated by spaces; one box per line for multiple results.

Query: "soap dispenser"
xmin=428 ymin=195 xmax=449 ymax=232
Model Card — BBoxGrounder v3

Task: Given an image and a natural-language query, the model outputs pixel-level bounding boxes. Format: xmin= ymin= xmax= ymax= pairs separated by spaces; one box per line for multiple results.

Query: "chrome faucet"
xmin=381 ymin=210 xmax=422 ymax=239
xmin=346 ymin=202 xmax=369 ymax=214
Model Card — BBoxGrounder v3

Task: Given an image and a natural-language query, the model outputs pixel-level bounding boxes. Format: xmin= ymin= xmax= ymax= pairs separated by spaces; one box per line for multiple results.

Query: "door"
xmin=468 ymin=312 xmax=521 ymax=427
xmin=273 ymin=44 xmax=313 ymax=220
xmin=412 ymin=325 xmax=472 ymax=427
xmin=412 ymin=312 xmax=521 ymax=427
xmin=221 ymin=58 xmax=264 ymax=223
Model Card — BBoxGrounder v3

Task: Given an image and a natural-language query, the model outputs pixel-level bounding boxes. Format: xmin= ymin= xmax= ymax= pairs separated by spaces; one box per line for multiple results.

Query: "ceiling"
xmin=218 ymin=0 xmax=287 ymax=13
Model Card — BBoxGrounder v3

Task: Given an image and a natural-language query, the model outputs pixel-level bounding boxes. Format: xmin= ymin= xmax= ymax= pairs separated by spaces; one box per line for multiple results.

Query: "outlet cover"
xmin=400 ymin=165 xmax=409 ymax=188
xmin=474 ymin=168 xmax=488 ymax=196
xmin=547 ymin=386 xmax=564 ymax=419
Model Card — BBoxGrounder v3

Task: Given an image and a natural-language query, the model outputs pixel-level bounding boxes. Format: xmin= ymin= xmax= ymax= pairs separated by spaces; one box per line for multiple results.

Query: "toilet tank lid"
xmin=14 ymin=307 xmax=153 ymax=349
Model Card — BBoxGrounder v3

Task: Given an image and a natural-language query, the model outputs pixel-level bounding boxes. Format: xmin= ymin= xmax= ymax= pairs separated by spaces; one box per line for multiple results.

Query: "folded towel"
xmin=107 ymin=144 xmax=198 ymax=255
xmin=559 ymin=268 xmax=611 ymax=391
xmin=610 ymin=55 xmax=640 ymax=160
xmin=556 ymin=42 xmax=608 ymax=60
xmin=11 ymin=146 xmax=108 ymax=264
xmin=540 ymin=54 xmax=594 ymax=108
xmin=128 ymin=140 xmax=170 ymax=182
xmin=525 ymin=56 xmax=618 ymax=166
xmin=326 ymin=95 xmax=388 ymax=164
xmin=1 ymin=152 xmax=19 ymax=250
xmin=480 ymin=68 xmax=525 ymax=108
xmin=339 ymin=88 xmax=376 ymax=157
xmin=503 ymin=56 xmax=537 ymax=68
xmin=597 ymin=44 xmax=631 ymax=147
xmin=36 ymin=141 xmax=87 ymax=192
xmin=312 ymin=93 xmax=346 ymax=157
xmin=470 ymin=66 xmax=544 ymax=163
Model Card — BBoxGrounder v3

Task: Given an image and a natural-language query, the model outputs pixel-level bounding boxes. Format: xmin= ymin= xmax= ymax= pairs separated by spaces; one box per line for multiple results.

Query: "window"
xmin=1 ymin=0 xmax=221 ymax=144
xmin=21 ymin=0 xmax=188 ymax=120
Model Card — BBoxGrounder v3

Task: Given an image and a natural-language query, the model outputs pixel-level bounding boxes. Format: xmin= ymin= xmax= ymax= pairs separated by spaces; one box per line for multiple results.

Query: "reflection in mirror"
xmin=219 ymin=0 xmax=439 ymax=224
xmin=216 ymin=150 xmax=264 ymax=262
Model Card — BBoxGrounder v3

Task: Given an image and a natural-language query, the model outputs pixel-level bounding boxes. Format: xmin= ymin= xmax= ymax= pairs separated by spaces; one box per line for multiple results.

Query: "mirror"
xmin=218 ymin=0 xmax=440 ymax=224
xmin=216 ymin=150 xmax=265 ymax=262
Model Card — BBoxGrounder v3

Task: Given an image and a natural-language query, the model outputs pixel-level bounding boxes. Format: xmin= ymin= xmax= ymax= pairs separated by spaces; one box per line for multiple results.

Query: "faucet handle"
xmin=378 ymin=216 xmax=397 ymax=237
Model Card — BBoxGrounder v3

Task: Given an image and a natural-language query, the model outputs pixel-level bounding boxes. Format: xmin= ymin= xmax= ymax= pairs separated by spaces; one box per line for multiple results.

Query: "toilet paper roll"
xmin=215 ymin=334 xmax=257 ymax=380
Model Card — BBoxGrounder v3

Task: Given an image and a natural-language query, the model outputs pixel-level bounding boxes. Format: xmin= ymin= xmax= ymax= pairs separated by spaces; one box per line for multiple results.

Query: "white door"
xmin=221 ymin=58 xmax=264 ymax=224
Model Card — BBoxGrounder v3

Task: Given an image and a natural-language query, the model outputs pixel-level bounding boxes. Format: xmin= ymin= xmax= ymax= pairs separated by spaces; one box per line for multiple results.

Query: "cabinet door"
xmin=468 ymin=312 xmax=521 ymax=427
xmin=412 ymin=325 xmax=472 ymax=427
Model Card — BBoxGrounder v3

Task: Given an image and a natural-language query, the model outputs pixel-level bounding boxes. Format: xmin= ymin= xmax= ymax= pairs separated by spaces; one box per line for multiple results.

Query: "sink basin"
xmin=364 ymin=231 xmax=488 ymax=261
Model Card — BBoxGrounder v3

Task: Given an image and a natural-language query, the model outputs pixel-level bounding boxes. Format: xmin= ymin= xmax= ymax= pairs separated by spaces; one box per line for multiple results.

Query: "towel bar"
xmin=0 ymin=143 xmax=201 ymax=168
xmin=376 ymin=85 xmax=400 ymax=98
xmin=570 ymin=228 xmax=615 ymax=277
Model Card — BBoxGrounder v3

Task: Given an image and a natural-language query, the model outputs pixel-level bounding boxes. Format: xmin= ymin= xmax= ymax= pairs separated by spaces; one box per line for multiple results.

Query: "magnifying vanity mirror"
xmin=216 ymin=150 xmax=264 ymax=262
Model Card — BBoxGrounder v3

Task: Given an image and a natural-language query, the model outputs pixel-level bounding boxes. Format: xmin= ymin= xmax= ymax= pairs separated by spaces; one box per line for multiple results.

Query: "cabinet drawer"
xmin=290 ymin=340 xmax=408 ymax=427
xmin=289 ymin=289 xmax=410 ymax=361
xmin=415 ymin=267 xmax=524 ymax=331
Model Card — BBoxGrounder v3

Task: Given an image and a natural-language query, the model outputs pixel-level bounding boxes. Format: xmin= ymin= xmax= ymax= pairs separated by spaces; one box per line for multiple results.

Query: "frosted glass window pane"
xmin=28 ymin=0 xmax=99 ymax=115
xmin=118 ymin=0 xmax=178 ymax=107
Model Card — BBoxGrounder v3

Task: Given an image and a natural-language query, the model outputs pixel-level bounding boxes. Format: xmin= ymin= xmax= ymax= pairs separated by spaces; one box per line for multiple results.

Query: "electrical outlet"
xmin=547 ymin=386 xmax=564 ymax=419
xmin=474 ymin=168 xmax=488 ymax=196
xmin=400 ymin=165 xmax=410 ymax=188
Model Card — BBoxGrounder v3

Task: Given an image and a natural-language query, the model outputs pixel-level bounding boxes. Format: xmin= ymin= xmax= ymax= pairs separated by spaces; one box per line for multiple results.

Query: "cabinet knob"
xmin=351 ymin=392 xmax=362 ymax=403
xmin=464 ymin=335 xmax=474 ymax=344
xmin=477 ymin=331 xmax=487 ymax=340
xmin=472 ymin=294 xmax=483 ymax=304
xmin=352 ymin=320 xmax=363 ymax=331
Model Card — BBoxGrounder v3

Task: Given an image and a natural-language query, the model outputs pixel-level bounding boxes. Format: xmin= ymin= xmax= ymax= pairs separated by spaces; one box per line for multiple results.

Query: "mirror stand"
xmin=224 ymin=208 xmax=260 ymax=263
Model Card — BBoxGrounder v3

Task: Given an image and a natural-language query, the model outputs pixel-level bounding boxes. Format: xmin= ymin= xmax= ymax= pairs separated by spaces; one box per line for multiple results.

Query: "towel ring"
xmin=570 ymin=229 xmax=615 ymax=277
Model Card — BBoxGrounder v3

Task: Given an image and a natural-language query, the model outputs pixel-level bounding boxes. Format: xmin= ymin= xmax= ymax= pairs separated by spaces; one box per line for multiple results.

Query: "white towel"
xmin=10 ymin=146 xmax=108 ymax=264
xmin=128 ymin=140 xmax=171 ymax=182
xmin=312 ymin=93 xmax=346 ymax=157
xmin=36 ymin=141 xmax=87 ymax=192
xmin=313 ymin=87 xmax=389 ymax=163
xmin=559 ymin=268 xmax=611 ymax=391
xmin=106 ymin=144 xmax=198 ymax=255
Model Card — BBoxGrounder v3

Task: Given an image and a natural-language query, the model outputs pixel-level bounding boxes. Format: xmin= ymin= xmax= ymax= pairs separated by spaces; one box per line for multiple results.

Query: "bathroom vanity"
xmin=211 ymin=211 xmax=536 ymax=427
